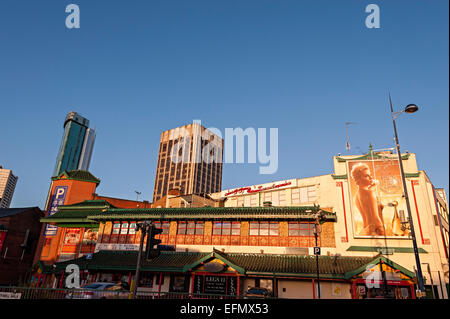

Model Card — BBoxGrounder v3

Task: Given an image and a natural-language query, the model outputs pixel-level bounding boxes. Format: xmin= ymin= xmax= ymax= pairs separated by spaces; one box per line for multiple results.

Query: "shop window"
xmin=139 ymin=273 xmax=153 ymax=288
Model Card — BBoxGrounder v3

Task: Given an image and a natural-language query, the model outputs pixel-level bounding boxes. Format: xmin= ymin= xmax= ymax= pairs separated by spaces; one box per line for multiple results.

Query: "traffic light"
xmin=146 ymin=225 xmax=163 ymax=260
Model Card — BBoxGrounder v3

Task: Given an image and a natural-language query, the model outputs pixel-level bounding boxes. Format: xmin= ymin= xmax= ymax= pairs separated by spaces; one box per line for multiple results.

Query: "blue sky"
xmin=0 ymin=0 xmax=448 ymax=209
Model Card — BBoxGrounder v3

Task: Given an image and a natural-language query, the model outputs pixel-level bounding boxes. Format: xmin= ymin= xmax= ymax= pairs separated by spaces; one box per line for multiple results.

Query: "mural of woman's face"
xmin=356 ymin=168 xmax=373 ymax=187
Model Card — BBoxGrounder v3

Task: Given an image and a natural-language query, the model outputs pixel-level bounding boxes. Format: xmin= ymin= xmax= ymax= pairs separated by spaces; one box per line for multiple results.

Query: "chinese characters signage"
xmin=44 ymin=186 xmax=68 ymax=236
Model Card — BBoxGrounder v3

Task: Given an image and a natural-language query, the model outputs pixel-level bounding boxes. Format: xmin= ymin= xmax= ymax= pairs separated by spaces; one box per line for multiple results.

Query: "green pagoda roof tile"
xmin=87 ymin=206 xmax=336 ymax=222
xmin=52 ymin=170 xmax=100 ymax=184
xmin=47 ymin=250 xmax=382 ymax=279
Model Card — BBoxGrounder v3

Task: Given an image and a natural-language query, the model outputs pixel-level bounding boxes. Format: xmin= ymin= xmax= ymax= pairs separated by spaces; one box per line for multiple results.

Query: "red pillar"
xmin=158 ymin=273 xmax=163 ymax=298
xmin=312 ymin=279 xmax=316 ymax=299
xmin=351 ymin=281 xmax=357 ymax=299
xmin=191 ymin=273 xmax=195 ymax=296
xmin=237 ymin=276 xmax=240 ymax=298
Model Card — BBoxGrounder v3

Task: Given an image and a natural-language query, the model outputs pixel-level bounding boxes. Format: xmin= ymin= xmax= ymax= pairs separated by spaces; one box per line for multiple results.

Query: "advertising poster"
xmin=347 ymin=158 xmax=410 ymax=238
xmin=61 ymin=228 xmax=81 ymax=253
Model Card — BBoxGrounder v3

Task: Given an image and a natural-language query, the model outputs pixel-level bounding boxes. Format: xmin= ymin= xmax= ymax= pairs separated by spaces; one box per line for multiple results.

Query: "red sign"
xmin=224 ymin=181 xmax=292 ymax=197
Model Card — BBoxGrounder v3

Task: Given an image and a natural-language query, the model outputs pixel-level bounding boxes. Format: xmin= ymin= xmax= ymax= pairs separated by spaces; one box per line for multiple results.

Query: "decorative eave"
xmin=86 ymin=206 xmax=337 ymax=222
xmin=183 ymin=249 xmax=246 ymax=274
xmin=336 ymin=152 xmax=410 ymax=163
xmin=51 ymin=170 xmax=100 ymax=185
xmin=344 ymin=255 xmax=415 ymax=280
xmin=332 ymin=172 xmax=420 ymax=180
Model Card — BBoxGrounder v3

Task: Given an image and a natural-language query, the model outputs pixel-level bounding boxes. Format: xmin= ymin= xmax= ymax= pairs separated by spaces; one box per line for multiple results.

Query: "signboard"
xmin=95 ymin=243 xmax=139 ymax=252
xmin=0 ymin=292 xmax=21 ymax=299
xmin=223 ymin=180 xmax=295 ymax=197
xmin=313 ymin=247 xmax=321 ymax=255
xmin=194 ymin=275 xmax=237 ymax=295
xmin=347 ymin=158 xmax=410 ymax=238
xmin=44 ymin=186 xmax=68 ymax=236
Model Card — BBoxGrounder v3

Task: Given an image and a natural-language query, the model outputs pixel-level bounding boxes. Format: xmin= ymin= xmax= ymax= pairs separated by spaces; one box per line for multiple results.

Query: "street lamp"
xmin=313 ymin=210 xmax=325 ymax=299
xmin=389 ymin=95 xmax=425 ymax=297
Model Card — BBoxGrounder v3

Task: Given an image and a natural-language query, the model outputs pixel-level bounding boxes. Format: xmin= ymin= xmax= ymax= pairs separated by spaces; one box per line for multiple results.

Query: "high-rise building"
xmin=0 ymin=166 xmax=18 ymax=208
xmin=53 ymin=112 xmax=96 ymax=177
xmin=152 ymin=122 xmax=223 ymax=202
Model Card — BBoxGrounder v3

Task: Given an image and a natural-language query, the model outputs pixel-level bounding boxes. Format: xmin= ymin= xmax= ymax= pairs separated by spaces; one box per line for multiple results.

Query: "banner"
xmin=347 ymin=158 xmax=410 ymax=238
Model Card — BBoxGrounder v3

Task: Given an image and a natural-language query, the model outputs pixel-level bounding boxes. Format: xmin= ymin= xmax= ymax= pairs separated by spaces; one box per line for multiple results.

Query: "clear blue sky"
xmin=0 ymin=0 xmax=448 ymax=209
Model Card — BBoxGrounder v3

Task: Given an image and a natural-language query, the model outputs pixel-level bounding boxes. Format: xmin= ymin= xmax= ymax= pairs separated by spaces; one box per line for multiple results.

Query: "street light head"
xmin=404 ymin=104 xmax=419 ymax=114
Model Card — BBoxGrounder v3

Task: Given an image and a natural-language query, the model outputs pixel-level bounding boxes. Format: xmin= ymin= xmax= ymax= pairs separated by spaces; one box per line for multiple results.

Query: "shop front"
xmin=346 ymin=256 xmax=417 ymax=299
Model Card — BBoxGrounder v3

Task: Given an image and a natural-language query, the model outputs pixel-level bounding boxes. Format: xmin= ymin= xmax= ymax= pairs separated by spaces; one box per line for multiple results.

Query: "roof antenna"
xmin=345 ymin=122 xmax=357 ymax=154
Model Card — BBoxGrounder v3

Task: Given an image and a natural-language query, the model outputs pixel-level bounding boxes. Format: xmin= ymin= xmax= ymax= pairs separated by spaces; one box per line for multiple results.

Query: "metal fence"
xmin=0 ymin=286 xmax=250 ymax=300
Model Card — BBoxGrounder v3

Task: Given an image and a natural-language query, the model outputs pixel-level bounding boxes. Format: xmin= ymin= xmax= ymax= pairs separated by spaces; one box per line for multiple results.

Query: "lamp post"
xmin=389 ymin=95 xmax=425 ymax=297
xmin=313 ymin=210 xmax=324 ymax=299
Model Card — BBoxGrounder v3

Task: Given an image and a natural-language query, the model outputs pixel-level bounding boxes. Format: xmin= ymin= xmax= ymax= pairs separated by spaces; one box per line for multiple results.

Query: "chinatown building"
xmin=33 ymin=149 xmax=449 ymax=299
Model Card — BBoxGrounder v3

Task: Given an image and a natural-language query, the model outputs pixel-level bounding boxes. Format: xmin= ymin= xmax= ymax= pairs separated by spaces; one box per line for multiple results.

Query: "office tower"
xmin=0 ymin=166 xmax=18 ymax=208
xmin=152 ymin=122 xmax=223 ymax=202
xmin=53 ymin=112 xmax=96 ymax=177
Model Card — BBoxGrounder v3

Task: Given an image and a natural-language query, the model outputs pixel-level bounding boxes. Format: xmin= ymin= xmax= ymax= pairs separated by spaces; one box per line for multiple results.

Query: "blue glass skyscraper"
xmin=53 ymin=112 xmax=96 ymax=177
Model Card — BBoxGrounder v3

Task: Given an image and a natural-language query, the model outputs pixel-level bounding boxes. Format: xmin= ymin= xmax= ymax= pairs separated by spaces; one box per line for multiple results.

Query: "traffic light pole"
xmin=132 ymin=221 xmax=150 ymax=299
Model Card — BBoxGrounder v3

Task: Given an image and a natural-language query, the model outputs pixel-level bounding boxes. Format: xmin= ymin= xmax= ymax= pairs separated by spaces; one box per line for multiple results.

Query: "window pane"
xmin=195 ymin=222 xmax=204 ymax=235
xmin=222 ymin=222 xmax=231 ymax=235
xmin=299 ymin=223 xmax=311 ymax=236
xmin=288 ymin=223 xmax=299 ymax=236
xmin=120 ymin=223 xmax=129 ymax=235
xmin=178 ymin=222 xmax=186 ymax=235
xmin=128 ymin=223 xmax=136 ymax=235
xmin=112 ymin=223 xmax=121 ymax=234
xmin=213 ymin=222 xmax=222 ymax=235
xmin=231 ymin=223 xmax=240 ymax=235
xmin=249 ymin=222 xmax=259 ymax=236
xmin=299 ymin=188 xmax=308 ymax=203
xmin=187 ymin=222 xmax=195 ymax=235
xmin=269 ymin=223 xmax=279 ymax=236
xmin=259 ymin=222 xmax=269 ymax=236
xmin=162 ymin=222 xmax=170 ymax=234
